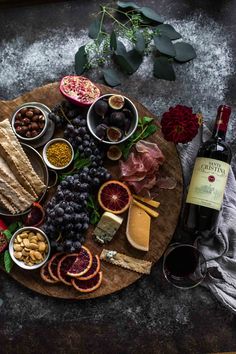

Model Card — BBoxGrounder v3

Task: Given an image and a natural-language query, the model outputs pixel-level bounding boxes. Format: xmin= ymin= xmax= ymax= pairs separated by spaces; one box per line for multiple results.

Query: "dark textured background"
xmin=1 ymin=1 xmax=236 ymax=353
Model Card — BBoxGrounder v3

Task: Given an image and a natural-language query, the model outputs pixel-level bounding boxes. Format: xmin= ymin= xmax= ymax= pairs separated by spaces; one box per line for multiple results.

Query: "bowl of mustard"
xmin=42 ymin=138 xmax=74 ymax=170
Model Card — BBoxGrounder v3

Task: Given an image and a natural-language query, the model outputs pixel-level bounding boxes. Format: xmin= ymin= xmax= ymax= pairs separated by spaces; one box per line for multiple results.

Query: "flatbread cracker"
xmin=100 ymin=249 xmax=152 ymax=274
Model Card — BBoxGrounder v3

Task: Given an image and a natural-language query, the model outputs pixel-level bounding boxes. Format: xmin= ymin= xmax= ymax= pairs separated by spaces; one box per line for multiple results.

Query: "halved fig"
xmin=67 ymin=246 xmax=92 ymax=277
xmin=107 ymin=127 xmax=122 ymax=142
xmin=108 ymin=95 xmax=125 ymax=110
xmin=107 ymin=145 xmax=122 ymax=161
xmin=60 ymin=76 xmax=100 ymax=107
xmin=40 ymin=262 xmax=59 ymax=284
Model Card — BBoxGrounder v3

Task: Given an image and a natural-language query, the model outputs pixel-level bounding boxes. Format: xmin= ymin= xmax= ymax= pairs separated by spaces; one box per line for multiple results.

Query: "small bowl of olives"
xmin=87 ymin=94 xmax=138 ymax=144
xmin=12 ymin=104 xmax=48 ymax=141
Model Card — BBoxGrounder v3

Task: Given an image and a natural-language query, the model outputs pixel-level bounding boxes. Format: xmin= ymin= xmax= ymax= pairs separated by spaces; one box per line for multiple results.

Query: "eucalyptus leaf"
xmin=154 ymin=34 xmax=176 ymax=57
xmin=114 ymin=53 xmax=134 ymax=74
xmin=4 ymin=250 xmax=13 ymax=273
xmin=153 ymin=56 xmax=176 ymax=81
xmin=117 ymin=1 xmax=140 ymax=10
xmin=116 ymin=40 xmax=127 ymax=55
xmin=135 ymin=30 xmax=145 ymax=54
xmin=174 ymin=42 xmax=197 ymax=62
xmin=103 ymin=68 xmax=121 ymax=87
xmin=140 ymin=7 xmax=164 ymax=23
xmin=75 ymin=45 xmax=88 ymax=75
xmin=89 ymin=17 xmax=103 ymax=39
xmin=157 ymin=24 xmax=181 ymax=40
xmin=125 ymin=49 xmax=143 ymax=74
xmin=110 ymin=31 xmax=117 ymax=51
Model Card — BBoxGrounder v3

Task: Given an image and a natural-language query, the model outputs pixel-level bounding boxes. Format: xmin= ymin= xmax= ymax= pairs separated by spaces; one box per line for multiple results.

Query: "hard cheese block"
xmin=126 ymin=203 xmax=151 ymax=251
xmin=93 ymin=211 xmax=123 ymax=244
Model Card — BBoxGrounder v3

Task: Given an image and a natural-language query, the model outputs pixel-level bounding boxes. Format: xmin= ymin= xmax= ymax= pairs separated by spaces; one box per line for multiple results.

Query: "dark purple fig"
xmin=106 ymin=127 xmax=122 ymax=142
xmin=123 ymin=108 xmax=133 ymax=119
xmin=124 ymin=118 xmax=131 ymax=134
xmin=109 ymin=112 xmax=125 ymax=128
xmin=94 ymin=100 xmax=108 ymax=118
xmin=96 ymin=123 xmax=108 ymax=139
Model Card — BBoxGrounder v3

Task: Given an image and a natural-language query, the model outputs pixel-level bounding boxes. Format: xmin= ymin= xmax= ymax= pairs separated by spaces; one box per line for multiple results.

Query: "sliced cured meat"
xmin=120 ymin=140 xmax=165 ymax=193
xmin=136 ymin=140 xmax=165 ymax=163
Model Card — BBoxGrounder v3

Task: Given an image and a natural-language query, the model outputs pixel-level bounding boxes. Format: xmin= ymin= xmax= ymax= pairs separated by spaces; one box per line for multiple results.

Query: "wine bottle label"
xmin=186 ymin=157 xmax=230 ymax=210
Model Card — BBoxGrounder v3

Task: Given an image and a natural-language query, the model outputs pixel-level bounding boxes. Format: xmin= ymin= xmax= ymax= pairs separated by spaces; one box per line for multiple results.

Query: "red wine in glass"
xmin=163 ymin=244 xmax=207 ymax=289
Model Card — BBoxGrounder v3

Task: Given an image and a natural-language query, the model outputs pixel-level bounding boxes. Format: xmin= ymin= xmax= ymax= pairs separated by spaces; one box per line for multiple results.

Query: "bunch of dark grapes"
xmin=43 ymin=107 xmax=111 ymax=252
xmin=48 ymin=100 xmax=83 ymax=129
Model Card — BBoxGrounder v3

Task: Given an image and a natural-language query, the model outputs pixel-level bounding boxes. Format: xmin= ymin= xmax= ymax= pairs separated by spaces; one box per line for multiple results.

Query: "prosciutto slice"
xmin=120 ymin=140 xmax=165 ymax=193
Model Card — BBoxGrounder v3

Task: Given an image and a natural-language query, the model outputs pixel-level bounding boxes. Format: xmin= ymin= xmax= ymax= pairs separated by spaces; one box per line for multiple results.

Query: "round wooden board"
xmin=0 ymin=82 xmax=183 ymax=299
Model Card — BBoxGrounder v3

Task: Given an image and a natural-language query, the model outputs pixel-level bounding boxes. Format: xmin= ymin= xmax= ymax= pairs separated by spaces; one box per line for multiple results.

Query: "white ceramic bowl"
xmin=11 ymin=104 xmax=48 ymax=141
xmin=9 ymin=227 xmax=51 ymax=270
xmin=87 ymin=94 xmax=138 ymax=144
xmin=42 ymin=138 xmax=74 ymax=170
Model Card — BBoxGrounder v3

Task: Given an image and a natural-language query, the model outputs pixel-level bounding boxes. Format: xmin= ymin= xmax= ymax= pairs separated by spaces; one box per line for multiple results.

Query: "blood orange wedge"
xmin=40 ymin=262 xmax=59 ymax=284
xmin=67 ymin=246 xmax=92 ymax=277
xmin=48 ymin=252 xmax=65 ymax=281
xmin=78 ymin=255 xmax=100 ymax=281
xmin=72 ymin=271 xmax=103 ymax=293
xmin=98 ymin=180 xmax=131 ymax=214
xmin=57 ymin=253 xmax=78 ymax=286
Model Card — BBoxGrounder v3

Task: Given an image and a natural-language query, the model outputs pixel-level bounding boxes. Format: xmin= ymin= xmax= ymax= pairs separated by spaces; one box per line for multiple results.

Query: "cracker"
xmin=100 ymin=249 xmax=152 ymax=274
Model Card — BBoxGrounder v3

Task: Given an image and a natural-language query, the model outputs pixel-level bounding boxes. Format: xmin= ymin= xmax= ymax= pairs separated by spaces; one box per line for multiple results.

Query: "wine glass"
xmin=163 ymin=243 xmax=207 ymax=289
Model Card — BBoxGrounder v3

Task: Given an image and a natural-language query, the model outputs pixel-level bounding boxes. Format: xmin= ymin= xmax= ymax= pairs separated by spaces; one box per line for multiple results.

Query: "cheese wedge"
xmin=126 ymin=203 xmax=151 ymax=251
xmin=132 ymin=199 xmax=159 ymax=218
xmin=93 ymin=212 xmax=123 ymax=244
xmin=133 ymin=194 xmax=160 ymax=208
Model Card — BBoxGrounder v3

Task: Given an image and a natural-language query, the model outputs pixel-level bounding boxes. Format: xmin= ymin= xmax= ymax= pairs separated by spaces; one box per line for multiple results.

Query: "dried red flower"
xmin=161 ymin=105 xmax=199 ymax=144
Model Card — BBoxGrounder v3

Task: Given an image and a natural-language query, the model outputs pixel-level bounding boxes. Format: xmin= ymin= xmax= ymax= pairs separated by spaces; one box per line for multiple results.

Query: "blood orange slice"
xmin=57 ymin=253 xmax=78 ymax=286
xmin=78 ymin=255 xmax=100 ymax=280
xmin=40 ymin=262 xmax=59 ymax=284
xmin=98 ymin=180 xmax=131 ymax=214
xmin=67 ymin=246 xmax=92 ymax=277
xmin=72 ymin=271 xmax=103 ymax=293
xmin=48 ymin=252 xmax=65 ymax=281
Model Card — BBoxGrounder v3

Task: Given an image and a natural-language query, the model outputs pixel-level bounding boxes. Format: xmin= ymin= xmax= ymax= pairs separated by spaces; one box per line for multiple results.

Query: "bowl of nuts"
xmin=9 ymin=227 xmax=50 ymax=270
xmin=11 ymin=104 xmax=48 ymax=141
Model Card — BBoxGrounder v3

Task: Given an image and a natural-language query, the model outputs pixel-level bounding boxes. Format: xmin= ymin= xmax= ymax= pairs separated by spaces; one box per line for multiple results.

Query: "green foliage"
xmin=75 ymin=1 xmax=196 ymax=86
xmin=58 ymin=152 xmax=90 ymax=181
xmin=4 ymin=250 xmax=13 ymax=273
xmin=122 ymin=116 xmax=158 ymax=159
xmin=87 ymin=196 xmax=101 ymax=225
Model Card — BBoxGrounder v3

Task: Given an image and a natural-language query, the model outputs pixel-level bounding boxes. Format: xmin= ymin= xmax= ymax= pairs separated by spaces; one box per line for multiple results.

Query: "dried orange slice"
xmin=72 ymin=271 xmax=103 ymax=293
xmin=98 ymin=180 xmax=131 ymax=214
xmin=40 ymin=262 xmax=59 ymax=284
xmin=48 ymin=252 xmax=65 ymax=281
xmin=67 ymin=246 xmax=92 ymax=277
xmin=57 ymin=253 xmax=78 ymax=286
xmin=78 ymin=255 xmax=100 ymax=281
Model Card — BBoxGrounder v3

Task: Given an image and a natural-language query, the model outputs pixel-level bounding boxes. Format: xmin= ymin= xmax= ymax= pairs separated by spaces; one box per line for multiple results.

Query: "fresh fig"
xmin=107 ymin=145 xmax=123 ymax=160
xmin=108 ymin=95 xmax=125 ymax=110
xmin=94 ymin=100 xmax=108 ymax=118
xmin=96 ymin=123 xmax=108 ymax=139
xmin=123 ymin=108 xmax=133 ymax=119
xmin=106 ymin=127 xmax=122 ymax=142
xmin=124 ymin=118 xmax=131 ymax=134
xmin=109 ymin=112 xmax=125 ymax=128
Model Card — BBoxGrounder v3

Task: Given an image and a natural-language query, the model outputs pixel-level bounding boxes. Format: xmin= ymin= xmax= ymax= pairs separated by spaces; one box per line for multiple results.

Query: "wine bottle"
xmin=184 ymin=105 xmax=232 ymax=235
